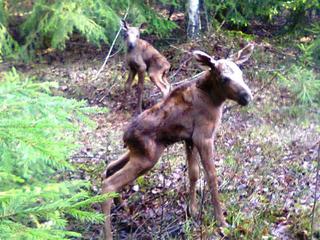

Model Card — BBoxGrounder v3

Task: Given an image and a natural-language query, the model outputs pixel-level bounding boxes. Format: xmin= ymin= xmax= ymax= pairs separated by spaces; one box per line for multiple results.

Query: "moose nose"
xmin=128 ymin=42 xmax=135 ymax=50
xmin=238 ymin=92 xmax=252 ymax=106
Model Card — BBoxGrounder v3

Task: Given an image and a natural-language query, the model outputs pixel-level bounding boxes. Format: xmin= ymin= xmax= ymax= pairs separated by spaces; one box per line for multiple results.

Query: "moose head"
xmin=121 ymin=20 xmax=148 ymax=50
xmin=193 ymin=43 xmax=254 ymax=106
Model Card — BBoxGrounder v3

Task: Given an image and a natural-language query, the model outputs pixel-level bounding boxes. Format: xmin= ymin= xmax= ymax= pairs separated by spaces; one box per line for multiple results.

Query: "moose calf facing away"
xmin=102 ymin=43 xmax=254 ymax=239
xmin=122 ymin=20 xmax=171 ymax=113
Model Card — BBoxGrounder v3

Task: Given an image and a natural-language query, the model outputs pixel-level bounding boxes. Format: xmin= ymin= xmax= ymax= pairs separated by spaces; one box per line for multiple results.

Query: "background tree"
xmin=187 ymin=0 xmax=200 ymax=38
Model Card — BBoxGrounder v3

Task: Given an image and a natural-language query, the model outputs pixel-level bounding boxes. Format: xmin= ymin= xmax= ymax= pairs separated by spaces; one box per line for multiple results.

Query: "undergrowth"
xmin=0 ymin=69 xmax=117 ymax=239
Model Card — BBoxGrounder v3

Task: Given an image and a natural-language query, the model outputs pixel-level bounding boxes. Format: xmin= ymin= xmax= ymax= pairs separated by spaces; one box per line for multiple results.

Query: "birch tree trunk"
xmin=187 ymin=0 xmax=200 ymax=38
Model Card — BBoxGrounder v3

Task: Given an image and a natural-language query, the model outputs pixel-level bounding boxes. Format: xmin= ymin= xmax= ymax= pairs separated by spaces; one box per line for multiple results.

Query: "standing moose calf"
xmin=102 ymin=43 xmax=254 ymax=239
xmin=121 ymin=20 xmax=171 ymax=113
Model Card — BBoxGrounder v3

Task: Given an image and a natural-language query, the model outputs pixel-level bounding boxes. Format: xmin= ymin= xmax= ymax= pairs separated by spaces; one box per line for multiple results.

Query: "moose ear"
xmin=121 ymin=19 xmax=129 ymax=30
xmin=193 ymin=50 xmax=216 ymax=68
xmin=229 ymin=43 xmax=254 ymax=65
xmin=139 ymin=22 xmax=148 ymax=31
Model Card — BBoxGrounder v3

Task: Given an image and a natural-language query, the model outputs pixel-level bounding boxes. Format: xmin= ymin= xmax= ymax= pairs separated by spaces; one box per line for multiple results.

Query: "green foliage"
xmin=0 ymin=24 xmax=19 ymax=62
xmin=279 ymin=66 xmax=320 ymax=105
xmin=0 ymin=0 xmax=177 ymax=61
xmin=298 ymin=42 xmax=316 ymax=66
xmin=0 ymin=69 xmax=116 ymax=239
xmin=222 ymin=205 xmax=282 ymax=239
xmin=15 ymin=0 xmax=118 ymax=61
xmin=204 ymin=0 xmax=319 ymax=28
xmin=22 ymin=1 xmax=107 ymax=49
xmin=306 ymin=22 xmax=320 ymax=66
xmin=182 ymin=219 xmax=194 ymax=240
xmin=110 ymin=0 xmax=178 ymax=37
xmin=0 ymin=69 xmax=90 ymax=180
xmin=0 ymin=0 xmax=7 ymax=25
xmin=136 ymin=5 xmax=177 ymax=38
xmin=278 ymin=21 xmax=320 ymax=106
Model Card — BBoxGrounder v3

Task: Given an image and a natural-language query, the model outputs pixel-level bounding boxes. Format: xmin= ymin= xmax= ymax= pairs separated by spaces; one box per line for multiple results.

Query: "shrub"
xmin=204 ymin=0 xmax=319 ymax=29
xmin=307 ymin=23 xmax=320 ymax=66
xmin=0 ymin=69 xmax=116 ymax=239
xmin=279 ymin=65 xmax=320 ymax=105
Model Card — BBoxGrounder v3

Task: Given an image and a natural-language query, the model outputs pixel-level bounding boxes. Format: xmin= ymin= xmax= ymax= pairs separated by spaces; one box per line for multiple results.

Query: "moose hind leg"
xmin=149 ymin=72 xmax=169 ymax=97
xmin=136 ymin=71 xmax=145 ymax=113
xmin=161 ymin=70 xmax=171 ymax=96
xmin=186 ymin=141 xmax=199 ymax=217
xmin=125 ymin=68 xmax=137 ymax=94
xmin=101 ymin=152 xmax=158 ymax=239
xmin=105 ymin=151 xmax=130 ymax=178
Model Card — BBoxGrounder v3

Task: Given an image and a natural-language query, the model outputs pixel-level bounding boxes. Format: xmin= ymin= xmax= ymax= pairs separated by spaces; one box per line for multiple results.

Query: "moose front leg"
xmin=125 ymin=68 xmax=137 ymax=95
xmin=186 ymin=141 xmax=199 ymax=217
xmin=195 ymin=138 xmax=227 ymax=227
xmin=136 ymin=71 xmax=145 ymax=113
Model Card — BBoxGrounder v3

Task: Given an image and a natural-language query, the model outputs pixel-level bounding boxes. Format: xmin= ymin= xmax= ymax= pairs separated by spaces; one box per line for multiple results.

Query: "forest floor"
xmin=22 ymin=31 xmax=319 ymax=239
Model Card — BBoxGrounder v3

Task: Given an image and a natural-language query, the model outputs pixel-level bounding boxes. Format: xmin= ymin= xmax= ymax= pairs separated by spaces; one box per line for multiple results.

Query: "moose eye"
xmin=221 ymin=77 xmax=230 ymax=84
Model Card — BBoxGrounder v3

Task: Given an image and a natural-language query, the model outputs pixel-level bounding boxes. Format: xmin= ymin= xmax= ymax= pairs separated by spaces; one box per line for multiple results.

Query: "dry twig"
xmin=168 ymin=56 xmax=193 ymax=80
xmin=95 ymin=6 xmax=129 ymax=80
xmin=311 ymin=140 xmax=320 ymax=239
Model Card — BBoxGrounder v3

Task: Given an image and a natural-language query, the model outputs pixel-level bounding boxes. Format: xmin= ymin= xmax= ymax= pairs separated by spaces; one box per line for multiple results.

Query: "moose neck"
xmin=196 ymin=70 xmax=226 ymax=106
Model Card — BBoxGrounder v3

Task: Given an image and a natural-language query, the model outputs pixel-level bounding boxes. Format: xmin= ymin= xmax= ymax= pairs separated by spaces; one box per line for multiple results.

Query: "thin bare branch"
xmin=95 ymin=5 xmax=129 ymax=80
xmin=168 ymin=56 xmax=193 ymax=80
xmin=311 ymin=140 xmax=320 ymax=239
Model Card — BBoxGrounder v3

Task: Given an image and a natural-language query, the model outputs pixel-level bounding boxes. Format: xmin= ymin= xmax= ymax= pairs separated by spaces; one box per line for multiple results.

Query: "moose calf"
xmin=102 ymin=43 xmax=254 ymax=239
xmin=121 ymin=20 xmax=171 ymax=113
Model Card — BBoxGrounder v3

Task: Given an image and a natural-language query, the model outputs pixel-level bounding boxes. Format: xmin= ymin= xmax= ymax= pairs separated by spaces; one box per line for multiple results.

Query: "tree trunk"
xmin=187 ymin=0 xmax=200 ymax=39
xmin=200 ymin=0 xmax=211 ymax=33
